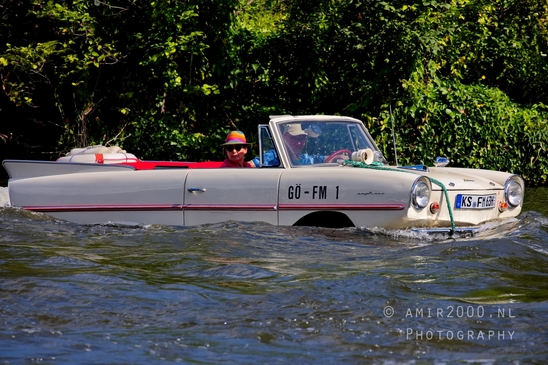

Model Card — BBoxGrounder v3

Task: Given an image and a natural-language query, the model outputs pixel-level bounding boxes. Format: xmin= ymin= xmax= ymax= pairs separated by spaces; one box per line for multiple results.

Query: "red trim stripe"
xmin=184 ymin=204 xmax=277 ymax=211
xmin=23 ymin=203 xmax=404 ymax=213
xmin=278 ymin=203 xmax=405 ymax=210
xmin=24 ymin=204 xmax=183 ymax=212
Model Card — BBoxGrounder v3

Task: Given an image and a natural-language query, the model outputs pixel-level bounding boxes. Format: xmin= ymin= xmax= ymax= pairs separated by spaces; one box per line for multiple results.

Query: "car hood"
xmin=413 ymin=167 xmax=507 ymax=191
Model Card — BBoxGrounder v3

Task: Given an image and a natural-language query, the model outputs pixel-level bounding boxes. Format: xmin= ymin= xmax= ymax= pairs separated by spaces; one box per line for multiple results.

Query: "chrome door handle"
xmin=187 ymin=187 xmax=206 ymax=193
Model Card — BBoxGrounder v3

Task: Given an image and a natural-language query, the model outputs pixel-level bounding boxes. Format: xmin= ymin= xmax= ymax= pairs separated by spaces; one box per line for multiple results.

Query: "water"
xmin=1 ymin=186 xmax=548 ymax=364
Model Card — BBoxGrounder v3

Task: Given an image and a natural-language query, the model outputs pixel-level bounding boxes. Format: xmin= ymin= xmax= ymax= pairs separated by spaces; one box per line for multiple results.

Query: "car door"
xmin=184 ymin=169 xmax=282 ymax=226
xmin=277 ymin=166 xmax=410 ymax=227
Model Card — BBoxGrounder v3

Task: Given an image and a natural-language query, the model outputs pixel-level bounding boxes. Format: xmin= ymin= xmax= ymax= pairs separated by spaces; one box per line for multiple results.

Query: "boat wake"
xmin=0 ymin=187 xmax=9 ymax=207
xmin=360 ymin=215 xmax=538 ymax=242
xmin=1 ymin=183 xmax=545 ymax=244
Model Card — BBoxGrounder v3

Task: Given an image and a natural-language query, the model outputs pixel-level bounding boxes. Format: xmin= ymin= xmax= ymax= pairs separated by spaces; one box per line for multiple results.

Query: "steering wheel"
xmin=324 ymin=149 xmax=352 ymax=163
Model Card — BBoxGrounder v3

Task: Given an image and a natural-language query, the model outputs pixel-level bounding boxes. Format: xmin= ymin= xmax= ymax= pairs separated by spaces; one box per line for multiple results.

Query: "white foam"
xmin=0 ymin=187 xmax=10 ymax=206
xmin=361 ymin=218 xmax=524 ymax=242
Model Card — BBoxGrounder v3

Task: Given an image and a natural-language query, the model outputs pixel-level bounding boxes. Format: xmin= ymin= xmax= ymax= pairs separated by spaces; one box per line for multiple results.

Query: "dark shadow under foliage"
xmin=1 ymin=0 xmax=547 ymax=185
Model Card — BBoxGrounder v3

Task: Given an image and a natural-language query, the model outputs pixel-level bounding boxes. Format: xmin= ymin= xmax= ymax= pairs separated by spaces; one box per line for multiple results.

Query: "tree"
xmin=0 ymin=0 xmax=238 ymax=162
xmin=2 ymin=0 xmax=548 ymax=185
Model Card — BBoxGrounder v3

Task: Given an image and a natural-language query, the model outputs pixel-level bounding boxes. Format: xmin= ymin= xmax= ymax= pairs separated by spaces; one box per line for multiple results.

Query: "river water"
xmin=1 ymin=186 xmax=547 ymax=364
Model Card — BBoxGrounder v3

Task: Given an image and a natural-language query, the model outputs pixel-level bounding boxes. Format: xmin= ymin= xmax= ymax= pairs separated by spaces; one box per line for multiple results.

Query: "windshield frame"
xmin=266 ymin=116 xmax=381 ymax=168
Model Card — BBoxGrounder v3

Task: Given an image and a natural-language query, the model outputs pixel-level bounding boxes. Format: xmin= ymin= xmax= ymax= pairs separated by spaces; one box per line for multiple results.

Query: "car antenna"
xmin=390 ymin=104 xmax=399 ymax=166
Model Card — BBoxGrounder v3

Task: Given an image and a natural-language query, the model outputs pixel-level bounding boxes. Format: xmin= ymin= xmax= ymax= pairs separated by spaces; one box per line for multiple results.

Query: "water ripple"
xmin=1 ymin=187 xmax=548 ymax=363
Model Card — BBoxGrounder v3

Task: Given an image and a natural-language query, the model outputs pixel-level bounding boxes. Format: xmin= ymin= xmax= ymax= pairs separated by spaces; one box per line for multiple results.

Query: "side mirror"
xmin=435 ymin=156 xmax=450 ymax=167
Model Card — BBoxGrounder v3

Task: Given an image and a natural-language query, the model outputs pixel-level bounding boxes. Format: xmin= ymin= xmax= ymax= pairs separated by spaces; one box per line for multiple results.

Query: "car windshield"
xmin=277 ymin=121 xmax=380 ymax=167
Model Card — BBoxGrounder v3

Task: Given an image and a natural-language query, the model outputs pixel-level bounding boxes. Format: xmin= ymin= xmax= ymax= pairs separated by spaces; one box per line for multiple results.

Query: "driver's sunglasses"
xmin=290 ymin=135 xmax=308 ymax=143
xmin=225 ymin=145 xmax=245 ymax=152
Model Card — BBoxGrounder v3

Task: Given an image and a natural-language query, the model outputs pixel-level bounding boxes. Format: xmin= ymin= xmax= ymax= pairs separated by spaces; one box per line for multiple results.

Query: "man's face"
xmin=284 ymin=133 xmax=307 ymax=154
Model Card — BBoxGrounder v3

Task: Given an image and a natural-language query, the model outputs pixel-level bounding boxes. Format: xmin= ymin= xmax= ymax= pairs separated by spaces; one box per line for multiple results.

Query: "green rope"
xmin=344 ymin=160 xmax=456 ymax=235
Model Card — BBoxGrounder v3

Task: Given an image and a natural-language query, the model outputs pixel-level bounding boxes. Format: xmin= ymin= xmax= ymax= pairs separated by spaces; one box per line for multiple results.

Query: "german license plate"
xmin=455 ymin=194 xmax=497 ymax=209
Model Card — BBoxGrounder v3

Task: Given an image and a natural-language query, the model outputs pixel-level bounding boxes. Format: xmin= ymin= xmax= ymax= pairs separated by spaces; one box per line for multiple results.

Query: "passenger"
xmin=220 ymin=131 xmax=253 ymax=168
xmin=251 ymin=124 xmax=345 ymax=167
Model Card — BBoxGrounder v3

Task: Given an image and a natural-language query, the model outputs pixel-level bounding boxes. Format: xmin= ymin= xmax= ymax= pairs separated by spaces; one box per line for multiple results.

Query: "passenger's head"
xmin=222 ymin=131 xmax=250 ymax=166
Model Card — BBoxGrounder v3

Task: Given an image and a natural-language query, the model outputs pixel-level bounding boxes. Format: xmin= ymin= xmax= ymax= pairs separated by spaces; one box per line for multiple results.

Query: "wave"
xmin=0 ymin=186 xmax=9 ymax=206
xmin=1 ymin=183 xmax=546 ymax=245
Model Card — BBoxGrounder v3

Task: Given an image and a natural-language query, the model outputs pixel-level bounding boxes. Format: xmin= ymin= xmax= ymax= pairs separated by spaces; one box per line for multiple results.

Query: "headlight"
xmin=411 ymin=178 xmax=431 ymax=210
xmin=505 ymin=177 xmax=523 ymax=207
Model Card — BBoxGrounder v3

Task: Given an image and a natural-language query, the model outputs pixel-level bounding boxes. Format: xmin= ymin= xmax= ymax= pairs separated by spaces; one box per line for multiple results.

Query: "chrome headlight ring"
xmin=504 ymin=176 xmax=524 ymax=208
xmin=411 ymin=177 xmax=431 ymax=210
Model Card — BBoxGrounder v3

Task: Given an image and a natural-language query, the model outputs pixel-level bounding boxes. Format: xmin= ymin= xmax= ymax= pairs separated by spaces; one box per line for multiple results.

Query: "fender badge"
xmin=357 ymin=191 xmax=385 ymax=196
xmin=463 ymin=179 xmax=475 ymax=182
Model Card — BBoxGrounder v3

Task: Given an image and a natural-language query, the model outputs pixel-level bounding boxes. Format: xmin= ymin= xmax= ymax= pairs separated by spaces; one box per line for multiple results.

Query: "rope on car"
xmin=344 ymin=160 xmax=456 ymax=235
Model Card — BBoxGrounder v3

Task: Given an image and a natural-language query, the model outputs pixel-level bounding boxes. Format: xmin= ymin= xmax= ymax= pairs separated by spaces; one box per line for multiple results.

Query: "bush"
xmin=385 ymin=66 xmax=548 ymax=185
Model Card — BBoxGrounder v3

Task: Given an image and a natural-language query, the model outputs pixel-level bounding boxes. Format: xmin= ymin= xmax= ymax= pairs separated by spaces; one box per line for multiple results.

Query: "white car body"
xmin=3 ymin=115 xmax=524 ymax=233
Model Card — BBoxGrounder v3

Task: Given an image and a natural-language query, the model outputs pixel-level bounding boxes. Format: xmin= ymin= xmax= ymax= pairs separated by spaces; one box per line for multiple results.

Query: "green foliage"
xmin=1 ymin=0 xmax=548 ymax=185
xmin=444 ymin=0 xmax=548 ymax=104
xmin=396 ymin=66 xmax=548 ymax=184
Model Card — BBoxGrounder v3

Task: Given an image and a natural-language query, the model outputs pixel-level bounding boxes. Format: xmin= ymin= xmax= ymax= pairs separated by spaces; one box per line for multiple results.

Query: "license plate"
xmin=455 ymin=194 xmax=497 ymax=209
